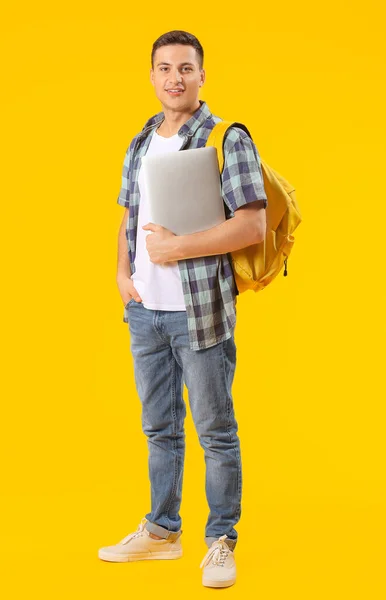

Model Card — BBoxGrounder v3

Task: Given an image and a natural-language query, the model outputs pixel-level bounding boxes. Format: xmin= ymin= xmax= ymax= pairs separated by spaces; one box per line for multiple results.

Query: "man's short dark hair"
xmin=151 ymin=30 xmax=204 ymax=70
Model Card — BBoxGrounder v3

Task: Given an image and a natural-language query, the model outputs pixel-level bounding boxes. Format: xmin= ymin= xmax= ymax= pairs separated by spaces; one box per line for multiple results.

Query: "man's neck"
xmin=157 ymin=100 xmax=201 ymax=137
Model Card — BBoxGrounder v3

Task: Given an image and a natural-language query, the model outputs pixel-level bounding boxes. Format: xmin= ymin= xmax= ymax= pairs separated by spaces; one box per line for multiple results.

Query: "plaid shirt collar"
xmin=137 ymin=99 xmax=213 ymax=141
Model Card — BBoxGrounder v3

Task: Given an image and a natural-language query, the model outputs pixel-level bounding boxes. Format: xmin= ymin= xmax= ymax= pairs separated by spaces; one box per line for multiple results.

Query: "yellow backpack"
xmin=206 ymin=121 xmax=302 ymax=293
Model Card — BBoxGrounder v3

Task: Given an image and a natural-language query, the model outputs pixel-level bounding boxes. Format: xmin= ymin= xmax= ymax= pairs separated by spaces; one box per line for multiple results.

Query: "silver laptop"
xmin=141 ymin=146 xmax=226 ymax=235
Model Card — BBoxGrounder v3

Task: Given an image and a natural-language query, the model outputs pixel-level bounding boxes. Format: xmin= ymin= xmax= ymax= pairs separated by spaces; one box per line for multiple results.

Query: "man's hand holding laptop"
xmin=142 ymin=222 xmax=178 ymax=265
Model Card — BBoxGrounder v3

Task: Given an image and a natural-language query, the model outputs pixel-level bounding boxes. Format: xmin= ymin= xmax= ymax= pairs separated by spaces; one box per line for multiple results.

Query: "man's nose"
xmin=169 ymin=69 xmax=183 ymax=83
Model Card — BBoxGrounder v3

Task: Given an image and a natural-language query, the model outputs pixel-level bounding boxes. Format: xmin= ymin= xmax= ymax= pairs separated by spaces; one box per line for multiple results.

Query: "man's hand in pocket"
xmin=116 ymin=274 xmax=142 ymax=305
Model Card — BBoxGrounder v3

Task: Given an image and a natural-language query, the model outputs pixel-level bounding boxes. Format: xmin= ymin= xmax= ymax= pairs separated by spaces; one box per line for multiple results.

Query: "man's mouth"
xmin=166 ymin=89 xmax=184 ymax=96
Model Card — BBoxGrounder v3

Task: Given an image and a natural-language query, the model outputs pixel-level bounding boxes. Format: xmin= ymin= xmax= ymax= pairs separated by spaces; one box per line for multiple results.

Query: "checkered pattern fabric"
xmin=117 ymin=100 xmax=267 ymax=350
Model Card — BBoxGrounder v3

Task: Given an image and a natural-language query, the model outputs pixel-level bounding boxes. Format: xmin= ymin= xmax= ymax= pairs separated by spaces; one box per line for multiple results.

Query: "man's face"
xmin=150 ymin=44 xmax=205 ymax=112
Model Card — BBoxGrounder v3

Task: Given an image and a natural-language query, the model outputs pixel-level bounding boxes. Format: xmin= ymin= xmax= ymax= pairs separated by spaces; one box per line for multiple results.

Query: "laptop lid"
xmin=141 ymin=146 xmax=226 ymax=236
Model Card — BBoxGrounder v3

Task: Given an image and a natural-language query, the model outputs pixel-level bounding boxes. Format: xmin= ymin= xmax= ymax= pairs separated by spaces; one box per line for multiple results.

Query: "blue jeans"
xmin=126 ymin=298 xmax=242 ymax=551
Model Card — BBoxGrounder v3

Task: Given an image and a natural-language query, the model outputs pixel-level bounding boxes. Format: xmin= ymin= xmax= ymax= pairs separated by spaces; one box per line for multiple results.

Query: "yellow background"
xmin=1 ymin=1 xmax=385 ymax=598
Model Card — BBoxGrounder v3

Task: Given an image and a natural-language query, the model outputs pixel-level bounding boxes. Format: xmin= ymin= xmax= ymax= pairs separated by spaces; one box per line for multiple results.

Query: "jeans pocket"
xmin=125 ymin=298 xmax=136 ymax=309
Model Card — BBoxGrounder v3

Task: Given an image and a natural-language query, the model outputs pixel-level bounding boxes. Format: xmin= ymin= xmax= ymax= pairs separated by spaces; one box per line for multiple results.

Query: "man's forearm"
xmin=169 ymin=213 xmax=262 ymax=261
xmin=117 ymin=216 xmax=131 ymax=279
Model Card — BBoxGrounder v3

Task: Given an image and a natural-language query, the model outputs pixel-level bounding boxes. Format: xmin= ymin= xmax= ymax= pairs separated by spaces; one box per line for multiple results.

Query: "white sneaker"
xmin=98 ymin=517 xmax=183 ymax=562
xmin=200 ymin=535 xmax=236 ymax=588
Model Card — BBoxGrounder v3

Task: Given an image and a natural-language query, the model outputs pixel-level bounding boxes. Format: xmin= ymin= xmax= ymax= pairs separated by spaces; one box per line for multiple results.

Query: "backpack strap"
xmin=206 ymin=121 xmax=253 ymax=174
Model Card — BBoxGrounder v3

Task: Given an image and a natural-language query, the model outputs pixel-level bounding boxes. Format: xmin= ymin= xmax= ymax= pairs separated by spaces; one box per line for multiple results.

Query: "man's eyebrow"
xmin=156 ymin=62 xmax=195 ymax=67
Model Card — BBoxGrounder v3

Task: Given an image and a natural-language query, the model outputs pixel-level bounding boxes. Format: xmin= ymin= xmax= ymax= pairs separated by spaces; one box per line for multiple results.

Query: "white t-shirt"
xmin=130 ymin=128 xmax=187 ymax=311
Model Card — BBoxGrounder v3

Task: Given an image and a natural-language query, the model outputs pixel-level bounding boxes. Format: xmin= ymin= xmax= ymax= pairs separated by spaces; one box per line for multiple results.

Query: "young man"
xmin=98 ymin=30 xmax=267 ymax=588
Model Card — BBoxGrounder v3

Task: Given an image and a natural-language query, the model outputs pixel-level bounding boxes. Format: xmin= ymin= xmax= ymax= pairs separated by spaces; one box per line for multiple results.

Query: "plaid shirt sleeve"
xmin=117 ymin=137 xmax=138 ymax=208
xmin=221 ymin=127 xmax=268 ymax=217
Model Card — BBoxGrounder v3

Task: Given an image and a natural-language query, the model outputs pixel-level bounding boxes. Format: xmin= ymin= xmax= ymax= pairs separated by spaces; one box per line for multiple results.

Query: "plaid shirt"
xmin=117 ymin=100 xmax=267 ymax=351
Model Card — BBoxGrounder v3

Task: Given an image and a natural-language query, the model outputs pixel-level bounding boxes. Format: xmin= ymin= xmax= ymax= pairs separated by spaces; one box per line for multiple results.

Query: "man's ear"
xmin=150 ymin=69 xmax=154 ymax=86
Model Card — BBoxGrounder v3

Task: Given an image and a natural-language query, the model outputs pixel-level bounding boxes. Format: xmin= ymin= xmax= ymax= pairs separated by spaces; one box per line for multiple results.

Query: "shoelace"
xmin=118 ymin=517 xmax=148 ymax=545
xmin=199 ymin=535 xmax=230 ymax=568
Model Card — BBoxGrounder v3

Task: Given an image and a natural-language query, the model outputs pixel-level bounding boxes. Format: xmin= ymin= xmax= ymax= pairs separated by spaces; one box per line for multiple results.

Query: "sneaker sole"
xmin=98 ymin=550 xmax=183 ymax=562
xmin=202 ymin=577 xmax=236 ymax=588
